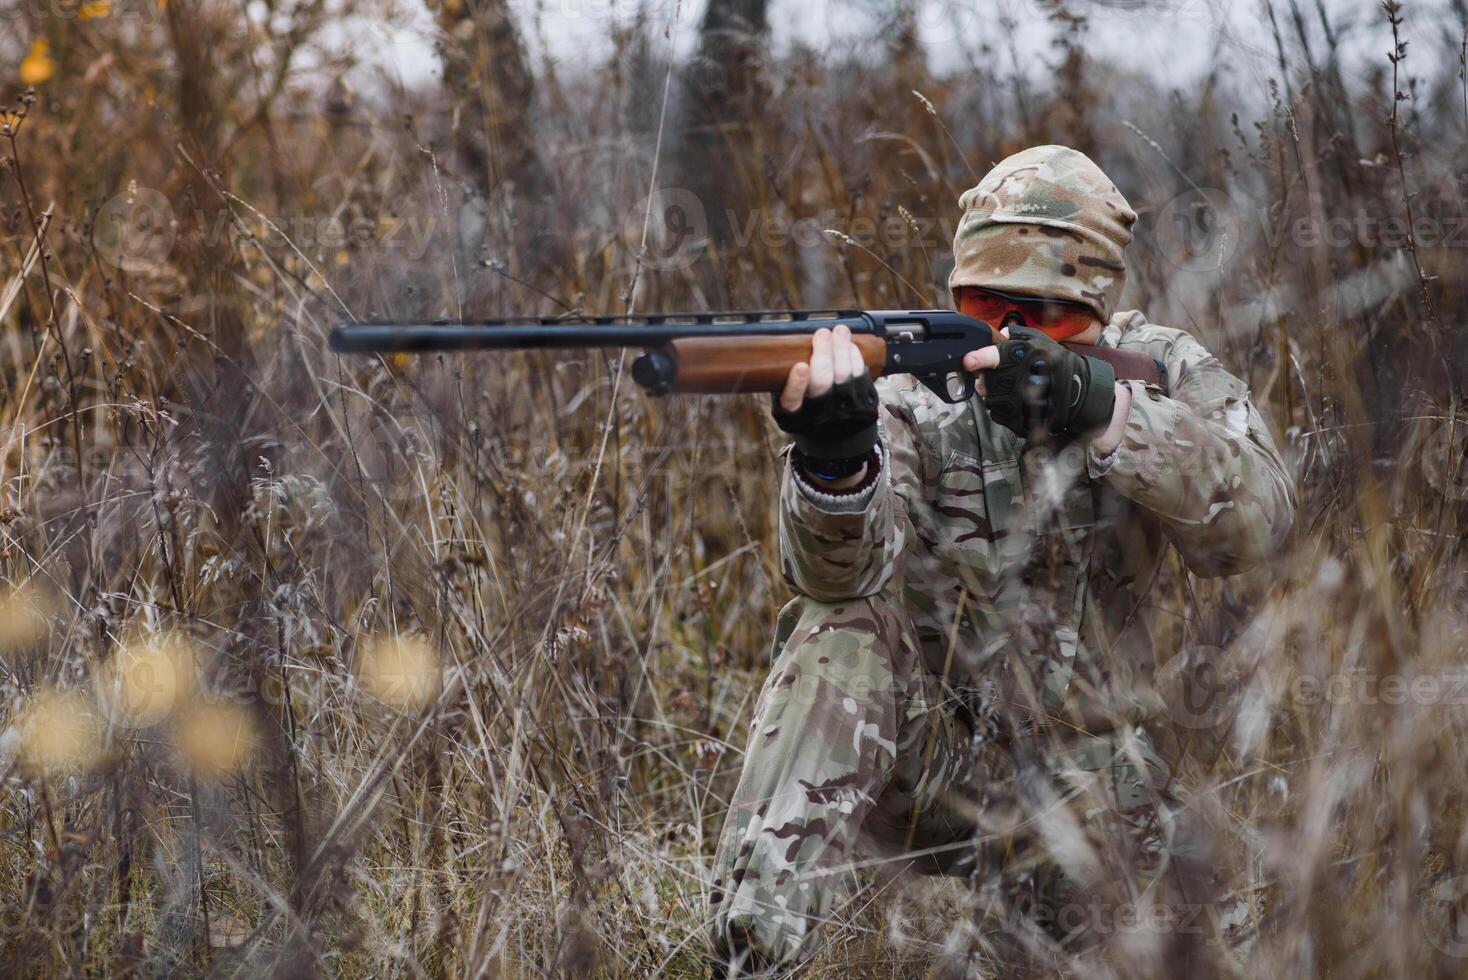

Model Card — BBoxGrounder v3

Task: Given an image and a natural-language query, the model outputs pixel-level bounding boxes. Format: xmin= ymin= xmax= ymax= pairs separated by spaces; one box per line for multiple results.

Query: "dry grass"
xmin=0 ymin=0 xmax=1466 ymax=976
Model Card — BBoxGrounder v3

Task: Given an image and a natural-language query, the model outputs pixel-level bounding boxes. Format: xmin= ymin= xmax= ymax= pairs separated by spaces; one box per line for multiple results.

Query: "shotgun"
xmin=327 ymin=309 xmax=1167 ymax=404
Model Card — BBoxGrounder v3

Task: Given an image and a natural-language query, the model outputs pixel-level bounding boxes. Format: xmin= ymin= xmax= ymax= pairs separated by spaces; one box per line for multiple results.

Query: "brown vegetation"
xmin=0 ymin=0 xmax=1465 ymax=975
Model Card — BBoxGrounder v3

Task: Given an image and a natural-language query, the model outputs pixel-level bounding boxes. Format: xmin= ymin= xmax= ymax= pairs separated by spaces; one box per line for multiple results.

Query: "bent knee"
xmin=783 ymin=593 xmax=905 ymax=641
xmin=767 ymin=593 xmax=912 ymax=700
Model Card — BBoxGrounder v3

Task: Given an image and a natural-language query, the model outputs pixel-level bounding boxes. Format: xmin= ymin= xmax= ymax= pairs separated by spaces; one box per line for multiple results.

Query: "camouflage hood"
xmin=948 ymin=145 xmax=1136 ymax=321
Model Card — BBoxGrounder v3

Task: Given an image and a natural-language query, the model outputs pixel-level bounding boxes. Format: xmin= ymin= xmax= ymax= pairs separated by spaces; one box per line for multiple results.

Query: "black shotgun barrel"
xmin=327 ymin=310 xmax=878 ymax=354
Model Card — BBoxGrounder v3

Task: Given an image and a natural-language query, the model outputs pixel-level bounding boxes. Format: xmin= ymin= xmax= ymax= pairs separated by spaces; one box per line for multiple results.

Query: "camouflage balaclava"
xmin=948 ymin=145 xmax=1136 ymax=322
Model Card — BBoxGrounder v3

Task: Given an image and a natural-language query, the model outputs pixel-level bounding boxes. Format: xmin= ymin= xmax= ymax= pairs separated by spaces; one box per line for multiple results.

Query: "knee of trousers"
xmin=764 ymin=593 xmax=916 ymax=711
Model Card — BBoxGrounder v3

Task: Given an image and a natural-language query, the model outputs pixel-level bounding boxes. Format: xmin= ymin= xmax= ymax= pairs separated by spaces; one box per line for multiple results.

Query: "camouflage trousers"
xmin=708 ymin=592 xmax=1174 ymax=969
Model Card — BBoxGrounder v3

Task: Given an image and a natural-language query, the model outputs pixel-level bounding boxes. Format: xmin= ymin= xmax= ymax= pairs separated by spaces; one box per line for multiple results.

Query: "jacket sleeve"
xmin=776 ymin=390 xmax=927 ymax=601
xmin=1093 ymin=332 xmax=1295 ymax=577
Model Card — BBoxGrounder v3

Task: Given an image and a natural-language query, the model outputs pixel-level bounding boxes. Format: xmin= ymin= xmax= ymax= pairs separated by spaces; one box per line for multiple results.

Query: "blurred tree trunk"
xmin=679 ymin=0 xmax=770 ymax=243
xmin=431 ymin=0 xmax=559 ymax=263
xmin=164 ymin=0 xmax=256 ymax=520
xmin=1041 ymin=4 xmax=1097 ymax=153
xmin=164 ymin=7 xmax=323 ymax=971
xmin=887 ymin=0 xmax=927 ymax=71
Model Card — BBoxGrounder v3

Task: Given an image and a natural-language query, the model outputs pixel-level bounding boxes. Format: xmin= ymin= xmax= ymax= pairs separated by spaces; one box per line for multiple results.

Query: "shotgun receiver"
xmin=328 ymin=309 xmax=1167 ymax=404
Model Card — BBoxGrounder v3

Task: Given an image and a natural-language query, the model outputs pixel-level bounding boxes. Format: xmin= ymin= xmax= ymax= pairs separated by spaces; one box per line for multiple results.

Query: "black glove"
xmin=982 ymin=325 xmax=1117 ymax=441
xmin=770 ymin=375 xmax=880 ymax=477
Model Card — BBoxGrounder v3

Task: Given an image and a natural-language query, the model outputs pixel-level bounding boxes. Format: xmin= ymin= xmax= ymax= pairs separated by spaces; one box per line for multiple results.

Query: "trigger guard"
xmin=919 ymin=372 xmax=977 ymax=405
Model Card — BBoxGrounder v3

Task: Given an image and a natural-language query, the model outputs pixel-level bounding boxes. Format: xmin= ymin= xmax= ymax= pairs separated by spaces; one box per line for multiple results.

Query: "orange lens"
xmin=955 ymin=287 xmax=1094 ymax=339
xmin=955 ymin=289 xmax=1018 ymax=324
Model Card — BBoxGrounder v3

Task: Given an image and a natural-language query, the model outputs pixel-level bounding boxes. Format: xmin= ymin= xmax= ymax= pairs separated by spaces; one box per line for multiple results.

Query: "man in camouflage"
xmin=707 ymin=145 xmax=1295 ymax=973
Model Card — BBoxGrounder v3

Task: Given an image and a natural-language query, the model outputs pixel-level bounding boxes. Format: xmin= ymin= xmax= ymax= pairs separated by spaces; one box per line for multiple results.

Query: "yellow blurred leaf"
xmin=357 ymin=635 xmax=441 ymax=711
xmin=14 ymin=689 xmax=103 ymax=776
xmin=98 ymin=634 xmax=199 ymax=728
xmin=0 ymin=584 xmax=53 ymax=657
xmin=176 ymin=702 xmax=256 ymax=779
xmin=20 ymin=40 xmax=57 ymax=86
xmin=79 ymin=1 xmax=110 ymax=19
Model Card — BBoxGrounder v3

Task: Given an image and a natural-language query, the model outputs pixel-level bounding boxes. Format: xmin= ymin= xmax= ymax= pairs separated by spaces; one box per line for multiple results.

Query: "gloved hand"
xmin=770 ymin=375 xmax=879 ymax=474
xmin=772 ymin=326 xmax=880 ymax=479
xmin=981 ymin=325 xmax=1117 ymax=441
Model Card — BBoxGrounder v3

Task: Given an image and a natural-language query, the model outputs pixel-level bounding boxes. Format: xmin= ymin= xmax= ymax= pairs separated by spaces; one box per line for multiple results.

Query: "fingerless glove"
xmin=982 ymin=325 xmax=1116 ymax=440
xmin=770 ymin=375 xmax=880 ymax=476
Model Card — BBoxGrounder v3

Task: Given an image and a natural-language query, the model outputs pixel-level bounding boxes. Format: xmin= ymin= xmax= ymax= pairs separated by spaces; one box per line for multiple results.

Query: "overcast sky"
xmin=350 ymin=0 xmax=1461 ymax=96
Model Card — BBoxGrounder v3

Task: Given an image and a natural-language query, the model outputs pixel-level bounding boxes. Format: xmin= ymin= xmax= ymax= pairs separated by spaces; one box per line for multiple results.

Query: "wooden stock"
xmin=1066 ymin=343 xmax=1167 ymax=390
xmin=666 ymin=334 xmax=888 ymax=394
xmin=662 ymin=334 xmax=1167 ymax=395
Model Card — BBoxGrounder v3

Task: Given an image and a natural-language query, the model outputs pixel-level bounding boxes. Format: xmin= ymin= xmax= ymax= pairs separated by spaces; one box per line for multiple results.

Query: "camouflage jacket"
xmin=777 ymin=311 xmax=1295 ymax=727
